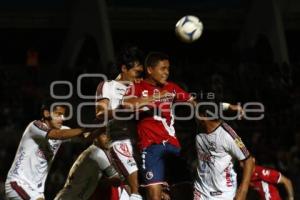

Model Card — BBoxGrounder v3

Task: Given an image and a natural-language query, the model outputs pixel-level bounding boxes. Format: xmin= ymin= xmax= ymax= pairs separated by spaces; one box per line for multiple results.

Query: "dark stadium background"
xmin=0 ymin=0 xmax=299 ymax=199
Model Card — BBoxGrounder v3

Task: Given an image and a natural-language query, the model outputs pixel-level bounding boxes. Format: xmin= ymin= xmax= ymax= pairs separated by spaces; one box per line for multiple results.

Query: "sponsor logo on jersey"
xmin=225 ymin=166 xmax=233 ymax=187
xmin=127 ymin=159 xmax=136 ymax=167
xmin=12 ymin=147 xmax=25 ymax=175
xmin=262 ymin=169 xmax=270 ymax=176
xmin=142 ymin=90 xmax=148 ymax=97
xmin=116 ymin=88 xmax=126 ymax=92
xmin=207 ymin=141 xmax=216 ymax=151
xmin=210 ymin=191 xmax=222 ymax=196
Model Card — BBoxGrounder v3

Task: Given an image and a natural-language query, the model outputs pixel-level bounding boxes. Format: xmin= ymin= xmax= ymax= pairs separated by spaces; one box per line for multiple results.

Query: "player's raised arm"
xmin=122 ymin=95 xmax=154 ymax=110
xmin=193 ymin=97 xmax=245 ymax=119
xmin=95 ymin=81 xmax=136 ymax=121
xmin=278 ymin=174 xmax=294 ymax=200
xmin=47 ymin=128 xmax=86 ymax=140
xmin=95 ymin=81 xmax=115 ymax=122
xmin=221 ymin=123 xmax=254 ymax=200
xmin=235 ymin=156 xmax=255 ymax=200
xmin=96 ymin=98 xmax=114 ymax=121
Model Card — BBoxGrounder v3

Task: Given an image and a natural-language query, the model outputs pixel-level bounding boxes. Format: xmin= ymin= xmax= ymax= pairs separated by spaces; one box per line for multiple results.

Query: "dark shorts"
xmin=141 ymin=142 xmax=180 ymax=186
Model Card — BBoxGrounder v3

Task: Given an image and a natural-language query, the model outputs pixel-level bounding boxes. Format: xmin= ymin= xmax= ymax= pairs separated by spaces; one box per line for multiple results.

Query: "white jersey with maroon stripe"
xmin=5 ymin=120 xmax=69 ymax=195
xmin=96 ymin=80 xmax=128 ymax=110
xmin=194 ymin=122 xmax=250 ymax=200
xmin=95 ymin=80 xmax=138 ymax=176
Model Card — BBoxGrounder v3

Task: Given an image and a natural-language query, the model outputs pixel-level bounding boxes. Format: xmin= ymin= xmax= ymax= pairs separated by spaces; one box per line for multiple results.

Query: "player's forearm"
xmin=122 ymin=97 xmax=153 ymax=109
xmin=81 ymin=127 xmax=107 ymax=143
xmin=47 ymin=128 xmax=84 ymax=140
xmin=96 ymin=109 xmax=114 ymax=121
xmin=236 ymin=156 xmax=255 ymax=199
xmin=283 ymin=178 xmax=294 ymax=199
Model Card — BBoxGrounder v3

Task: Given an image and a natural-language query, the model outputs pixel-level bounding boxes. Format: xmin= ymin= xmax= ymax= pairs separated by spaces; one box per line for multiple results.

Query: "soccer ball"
xmin=175 ymin=15 xmax=203 ymax=43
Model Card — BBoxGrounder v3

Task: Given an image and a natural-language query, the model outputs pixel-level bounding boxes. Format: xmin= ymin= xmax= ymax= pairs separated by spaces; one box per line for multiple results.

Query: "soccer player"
xmin=122 ymin=52 xmax=243 ymax=200
xmin=54 ymin=130 xmax=122 ymax=200
xmin=193 ymin=104 xmax=254 ymax=200
xmin=250 ymin=163 xmax=294 ymax=200
xmin=95 ymin=46 xmax=144 ymax=200
xmin=5 ymin=101 xmax=89 ymax=200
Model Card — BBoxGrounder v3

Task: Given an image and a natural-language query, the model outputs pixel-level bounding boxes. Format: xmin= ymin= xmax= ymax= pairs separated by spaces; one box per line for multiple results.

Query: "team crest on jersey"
xmin=146 ymin=171 xmax=154 ymax=180
xmin=198 ymin=152 xmax=215 ymax=164
xmin=34 ymin=120 xmax=50 ymax=132
xmin=114 ymin=143 xmax=132 ymax=157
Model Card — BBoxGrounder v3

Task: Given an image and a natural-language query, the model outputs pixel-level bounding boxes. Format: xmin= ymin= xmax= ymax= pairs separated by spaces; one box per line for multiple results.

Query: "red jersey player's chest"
xmin=140 ymin=84 xmax=174 ymax=99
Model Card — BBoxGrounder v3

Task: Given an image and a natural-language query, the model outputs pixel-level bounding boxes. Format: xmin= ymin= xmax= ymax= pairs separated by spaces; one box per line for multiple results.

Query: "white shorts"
xmin=110 ymin=139 xmax=138 ymax=177
xmin=193 ymin=181 xmax=235 ymax=200
xmin=5 ymin=179 xmax=44 ymax=200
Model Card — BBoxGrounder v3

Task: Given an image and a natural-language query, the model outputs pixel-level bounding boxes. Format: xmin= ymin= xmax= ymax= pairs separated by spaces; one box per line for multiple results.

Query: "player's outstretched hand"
xmin=161 ymin=192 xmax=170 ymax=200
xmin=229 ymin=104 xmax=245 ymax=120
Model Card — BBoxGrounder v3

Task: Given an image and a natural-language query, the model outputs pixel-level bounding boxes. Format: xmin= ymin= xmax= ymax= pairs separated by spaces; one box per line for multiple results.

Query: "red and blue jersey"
xmin=125 ymin=80 xmax=191 ymax=150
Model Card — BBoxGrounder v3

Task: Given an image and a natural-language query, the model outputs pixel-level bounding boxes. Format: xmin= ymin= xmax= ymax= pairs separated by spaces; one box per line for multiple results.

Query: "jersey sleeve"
xmin=29 ymin=121 xmax=51 ymax=139
xmin=255 ymin=166 xmax=281 ymax=184
xmin=172 ymin=83 xmax=192 ymax=102
xmin=96 ymin=81 xmax=110 ymax=101
xmin=95 ymin=148 xmax=112 ymax=170
xmin=222 ymin=123 xmax=250 ymax=161
xmin=94 ymin=148 xmax=119 ymax=178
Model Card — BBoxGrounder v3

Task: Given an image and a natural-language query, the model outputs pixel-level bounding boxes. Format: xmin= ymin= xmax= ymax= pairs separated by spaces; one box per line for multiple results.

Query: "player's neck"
xmin=145 ymin=77 xmax=164 ymax=87
xmin=115 ymin=74 xmax=129 ymax=84
xmin=204 ymin=120 xmax=222 ymax=134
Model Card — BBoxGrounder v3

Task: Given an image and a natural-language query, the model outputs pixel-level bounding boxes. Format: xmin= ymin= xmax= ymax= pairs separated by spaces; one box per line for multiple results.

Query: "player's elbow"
xmin=242 ymin=155 xmax=255 ymax=171
xmin=281 ymin=175 xmax=293 ymax=186
xmin=248 ymin=155 xmax=255 ymax=168
xmin=96 ymin=111 xmax=106 ymax=121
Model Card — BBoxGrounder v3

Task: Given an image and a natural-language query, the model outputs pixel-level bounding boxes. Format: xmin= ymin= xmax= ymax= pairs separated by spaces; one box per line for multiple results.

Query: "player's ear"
xmin=146 ymin=66 xmax=152 ymax=75
xmin=43 ymin=110 xmax=50 ymax=119
xmin=121 ymin=65 xmax=127 ymax=73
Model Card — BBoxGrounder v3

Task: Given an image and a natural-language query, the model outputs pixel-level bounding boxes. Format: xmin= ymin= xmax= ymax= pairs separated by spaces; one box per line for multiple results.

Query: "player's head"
xmin=196 ymin=103 xmax=220 ymax=123
xmin=145 ymin=52 xmax=170 ymax=85
xmin=116 ymin=46 xmax=144 ymax=82
xmin=95 ymin=132 xmax=110 ymax=150
xmin=41 ymin=99 xmax=67 ymax=129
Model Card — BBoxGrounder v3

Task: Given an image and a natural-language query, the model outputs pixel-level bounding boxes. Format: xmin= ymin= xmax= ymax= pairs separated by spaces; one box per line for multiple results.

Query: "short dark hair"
xmin=144 ymin=52 xmax=169 ymax=68
xmin=116 ymin=46 xmax=144 ymax=72
xmin=40 ymin=98 xmax=68 ymax=118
